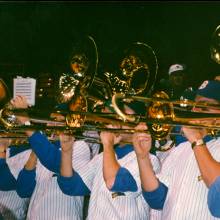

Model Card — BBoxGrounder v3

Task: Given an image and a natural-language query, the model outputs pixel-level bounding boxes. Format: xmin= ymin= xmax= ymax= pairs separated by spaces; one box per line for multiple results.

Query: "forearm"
xmin=60 ymin=149 xmax=73 ymax=177
xmin=24 ymin=151 xmax=37 ymax=170
xmin=0 ymin=151 xmax=6 ymax=159
xmin=136 ymin=153 xmax=159 ymax=191
xmin=103 ymin=147 xmax=120 ymax=189
xmin=193 ymin=145 xmax=220 ymax=187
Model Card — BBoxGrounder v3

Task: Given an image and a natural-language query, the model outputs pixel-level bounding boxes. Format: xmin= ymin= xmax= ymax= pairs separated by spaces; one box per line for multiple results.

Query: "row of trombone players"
xmin=1 ymin=26 xmax=220 ymax=219
xmin=0 ymin=77 xmax=220 ymax=220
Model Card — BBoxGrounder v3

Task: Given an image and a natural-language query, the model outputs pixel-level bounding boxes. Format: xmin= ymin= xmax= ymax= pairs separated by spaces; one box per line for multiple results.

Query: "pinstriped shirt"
xmin=77 ymin=150 xmax=161 ymax=220
xmin=150 ymin=138 xmax=220 ymax=220
xmin=0 ymin=150 xmax=31 ymax=220
xmin=26 ymin=140 xmax=91 ymax=220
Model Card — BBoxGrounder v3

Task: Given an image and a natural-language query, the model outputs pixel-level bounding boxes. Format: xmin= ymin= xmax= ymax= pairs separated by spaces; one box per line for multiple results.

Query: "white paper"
xmin=13 ymin=76 xmax=36 ymax=106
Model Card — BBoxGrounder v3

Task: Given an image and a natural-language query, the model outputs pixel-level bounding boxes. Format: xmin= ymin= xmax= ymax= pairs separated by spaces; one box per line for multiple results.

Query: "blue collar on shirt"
xmin=114 ymin=144 xmax=134 ymax=159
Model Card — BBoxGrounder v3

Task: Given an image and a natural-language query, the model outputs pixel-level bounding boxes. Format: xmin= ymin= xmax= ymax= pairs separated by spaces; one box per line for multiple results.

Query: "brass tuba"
xmin=57 ymin=35 xmax=98 ymax=104
xmin=105 ymin=42 xmax=158 ymax=96
xmin=54 ymin=35 xmax=99 ymax=127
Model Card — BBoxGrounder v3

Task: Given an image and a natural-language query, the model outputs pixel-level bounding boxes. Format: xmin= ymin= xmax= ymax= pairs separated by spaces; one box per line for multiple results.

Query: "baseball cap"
xmin=168 ymin=64 xmax=186 ymax=75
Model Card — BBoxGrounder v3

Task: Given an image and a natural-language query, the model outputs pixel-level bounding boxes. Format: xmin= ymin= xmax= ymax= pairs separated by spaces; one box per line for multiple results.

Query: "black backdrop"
xmin=0 ymin=1 xmax=220 ymax=98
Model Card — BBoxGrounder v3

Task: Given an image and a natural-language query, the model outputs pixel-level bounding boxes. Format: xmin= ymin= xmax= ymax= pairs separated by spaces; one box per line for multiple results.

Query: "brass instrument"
xmin=105 ymin=42 xmax=158 ymax=96
xmin=0 ymin=99 xmax=137 ymax=131
xmin=84 ymin=76 xmax=112 ymax=111
xmin=210 ymin=25 xmax=220 ymax=64
xmin=111 ymin=91 xmax=220 ymax=140
xmin=0 ymin=130 xmax=102 ymax=146
xmin=0 ymin=78 xmax=11 ymax=108
xmin=57 ymin=35 xmax=98 ymax=104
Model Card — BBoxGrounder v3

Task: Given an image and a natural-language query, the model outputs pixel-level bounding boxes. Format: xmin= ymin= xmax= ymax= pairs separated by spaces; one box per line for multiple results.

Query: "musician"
xmin=158 ymin=63 xmax=193 ymax=100
xmin=57 ymin=100 xmax=161 ymax=220
xmin=11 ymin=95 xmax=98 ymax=220
xmin=0 ymin=96 xmax=35 ymax=220
xmin=134 ymin=80 xmax=220 ymax=219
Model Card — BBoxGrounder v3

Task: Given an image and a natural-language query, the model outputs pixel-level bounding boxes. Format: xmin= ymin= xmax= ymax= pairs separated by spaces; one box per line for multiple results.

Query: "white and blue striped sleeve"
xmin=112 ymin=153 xmax=161 ymax=197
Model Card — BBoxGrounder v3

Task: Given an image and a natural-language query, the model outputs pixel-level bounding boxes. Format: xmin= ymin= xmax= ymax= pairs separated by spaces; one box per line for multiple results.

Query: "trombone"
xmin=111 ymin=91 xmax=220 ymax=140
xmin=2 ymin=91 xmax=220 ymax=139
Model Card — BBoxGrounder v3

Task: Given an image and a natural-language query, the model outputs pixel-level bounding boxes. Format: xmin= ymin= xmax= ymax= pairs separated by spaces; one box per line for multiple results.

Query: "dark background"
xmin=0 ymin=1 xmax=220 ymax=103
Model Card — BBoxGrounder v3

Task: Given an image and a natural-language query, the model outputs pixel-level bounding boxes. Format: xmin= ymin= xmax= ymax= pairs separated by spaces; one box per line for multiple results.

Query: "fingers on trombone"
xmin=134 ymin=122 xmax=148 ymax=131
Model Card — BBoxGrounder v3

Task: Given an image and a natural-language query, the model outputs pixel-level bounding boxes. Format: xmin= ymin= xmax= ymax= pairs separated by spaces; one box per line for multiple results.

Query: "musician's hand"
xmin=59 ymin=133 xmax=75 ymax=152
xmin=100 ymin=124 xmax=122 ymax=148
xmin=50 ymin=113 xmax=65 ymax=122
xmin=10 ymin=96 xmax=29 ymax=109
xmin=182 ymin=126 xmax=207 ymax=143
xmin=100 ymin=132 xmax=121 ymax=148
xmin=25 ymin=151 xmax=37 ymax=170
xmin=132 ymin=122 xmax=152 ymax=159
xmin=10 ymin=96 xmax=30 ymax=125
xmin=0 ymin=138 xmax=12 ymax=152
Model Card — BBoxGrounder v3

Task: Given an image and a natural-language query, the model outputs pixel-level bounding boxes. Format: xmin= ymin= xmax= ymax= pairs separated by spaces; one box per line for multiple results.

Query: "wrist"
xmin=62 ymin=148 xmax=72 ymax=153
xmin=103 ymin=143 xmax=114 ymax=149
xmin=0 ymin=152 xmax=6 ymax=158
xmin=191 ymin=139 xmax=206 ymax=149
xmin=136 ymin=152 xmax=149 ymax=160
xmin=0 ymin=147 xmax=6 ymax=153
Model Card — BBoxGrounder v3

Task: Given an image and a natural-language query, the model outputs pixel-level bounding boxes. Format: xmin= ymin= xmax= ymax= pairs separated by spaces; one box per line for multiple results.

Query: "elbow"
xmin=203 ymin=176 xmax=215 ymax=188
xmin=207 ymin=178 xmax=220 ymax=217
xmin=16 ymin=189 xmax=32 ymax=198
xmin=147 ymin=201 xmax=164 ymax=210
xmin=142 ymin=181 xmax=168 ymax=210
xmin=16 ymin=182 xmax=35 ymax=198
xmin=104 ymin=177 xmax=115 ymax=190
xmin=209 ymin=207 xmax=220 ymax=218
xmin=57 ymin=178 xmax=75 ymax=196
xmin=208 ymin=198 xmax=220 ymax=218
xmin=58 ymin=184 xmax=73 ymax=196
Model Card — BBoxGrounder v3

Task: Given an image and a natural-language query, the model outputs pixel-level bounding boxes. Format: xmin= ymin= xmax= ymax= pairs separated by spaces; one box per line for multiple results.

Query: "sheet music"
xmin=13 ymin=76 xmax=36 ymax=106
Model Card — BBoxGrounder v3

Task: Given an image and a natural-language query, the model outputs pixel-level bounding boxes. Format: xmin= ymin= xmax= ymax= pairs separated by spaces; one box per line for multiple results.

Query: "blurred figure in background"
xmin=158 ymin=63 xmax=194 ymax=100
